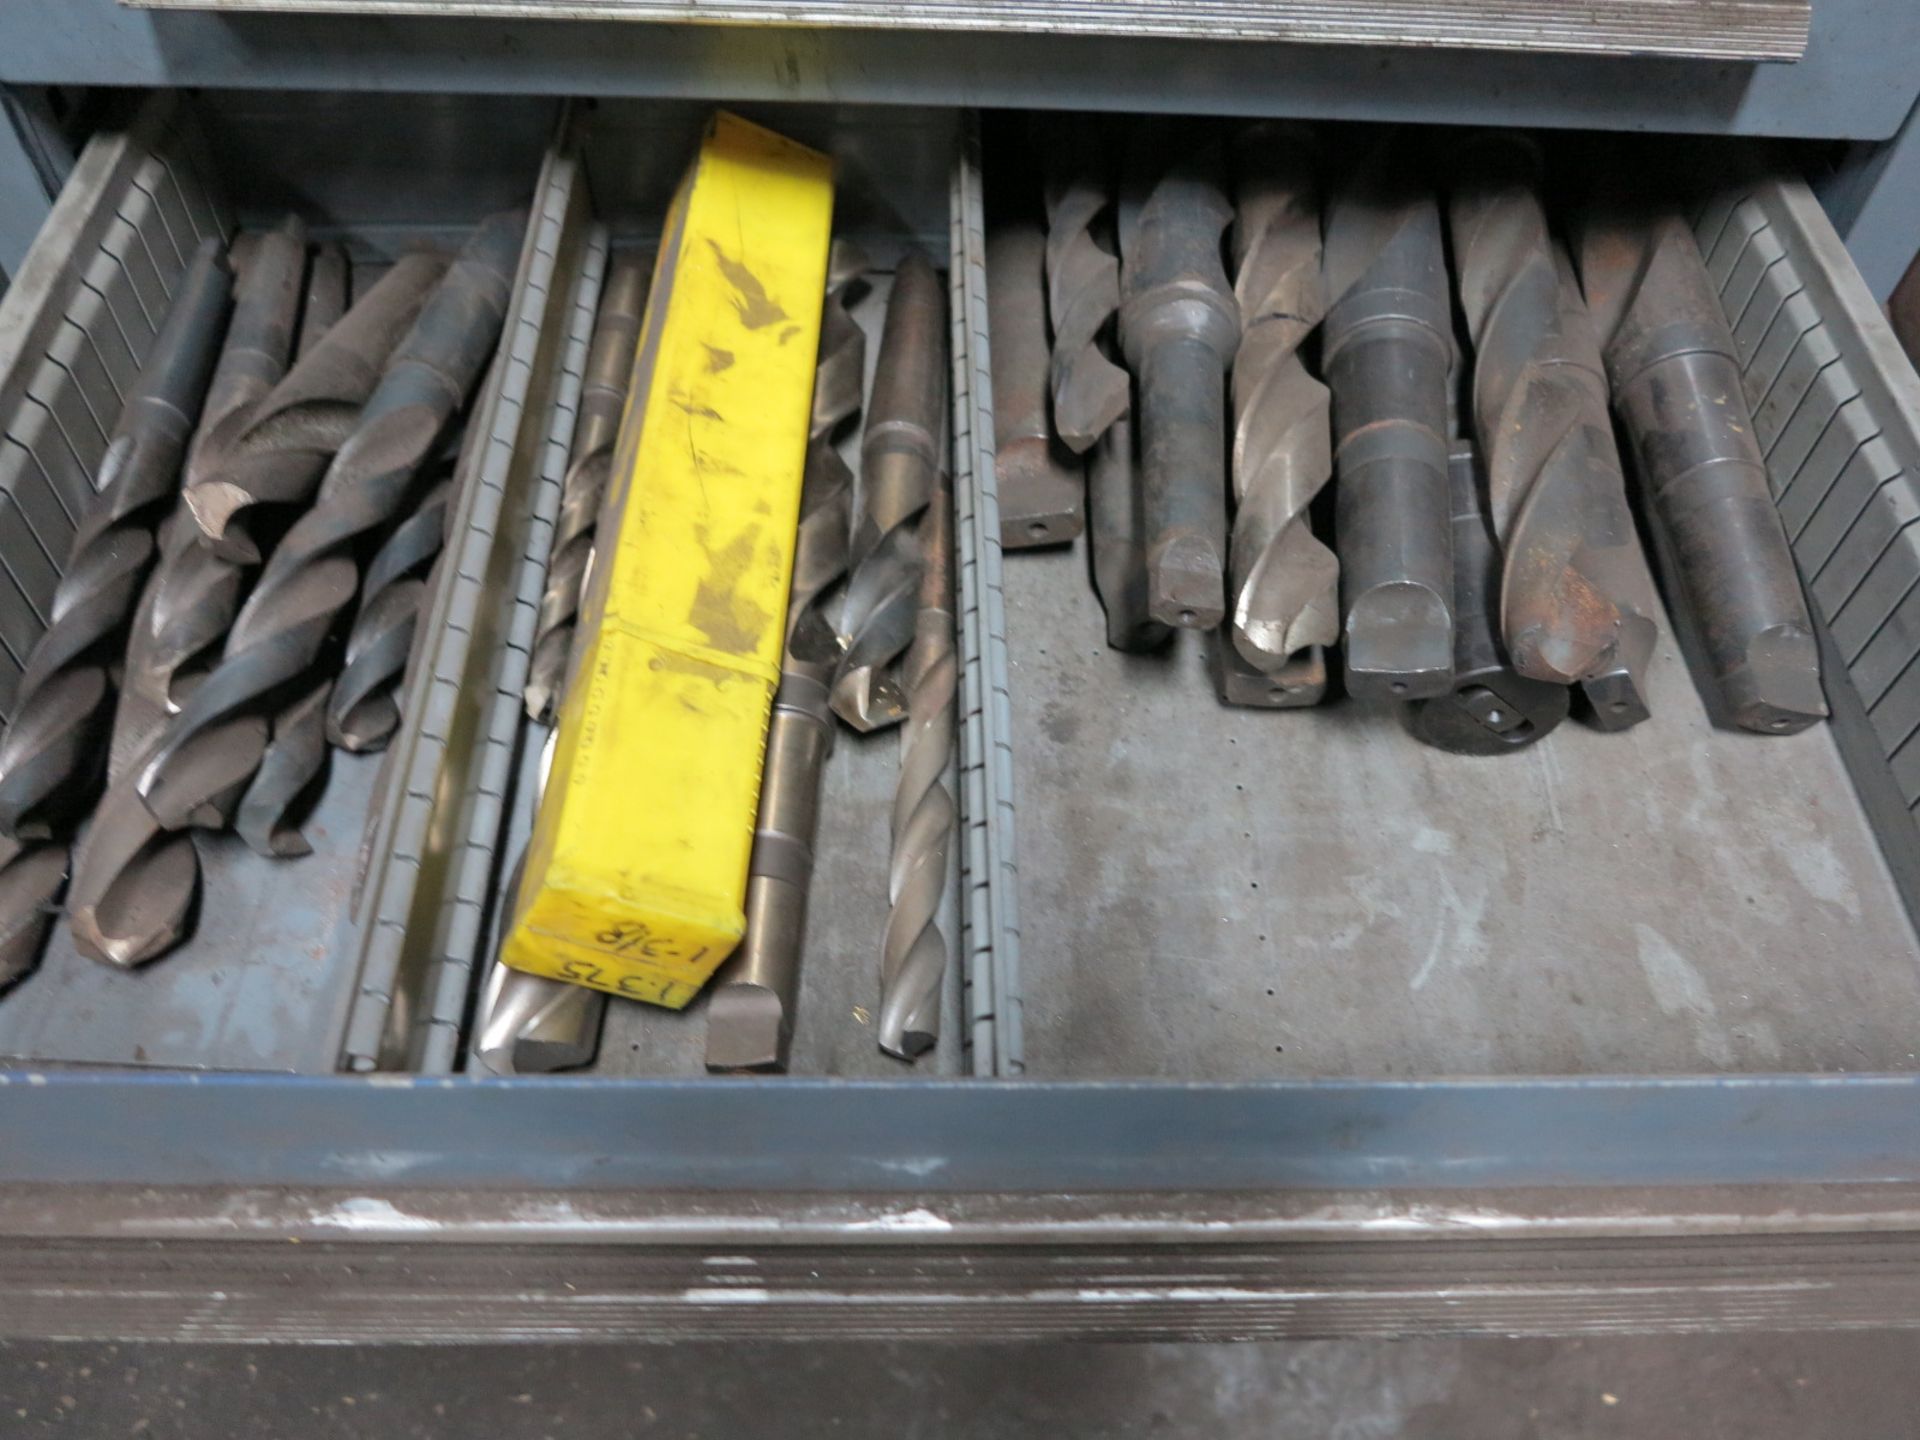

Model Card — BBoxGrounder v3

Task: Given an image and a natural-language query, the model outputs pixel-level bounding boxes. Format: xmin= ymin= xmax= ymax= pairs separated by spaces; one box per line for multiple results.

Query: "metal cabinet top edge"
xmin=123 ymin=0 xmax=1811 ymax=63
xmin=0 ymin=0 xmax=1914 ymax=141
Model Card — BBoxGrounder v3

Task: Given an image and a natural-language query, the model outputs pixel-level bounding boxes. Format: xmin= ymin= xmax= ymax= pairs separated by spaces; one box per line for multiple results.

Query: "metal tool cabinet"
xmin=6 ymin=8 xmax=1920 ymax=1343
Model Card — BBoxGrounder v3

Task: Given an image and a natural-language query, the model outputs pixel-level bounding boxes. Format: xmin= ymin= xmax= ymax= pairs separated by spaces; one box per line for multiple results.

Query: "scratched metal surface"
xmin=0 ymin=754 xmax=378 ymax=1072
xmin=1005 ymin=544 xmax=1920 ymax=1080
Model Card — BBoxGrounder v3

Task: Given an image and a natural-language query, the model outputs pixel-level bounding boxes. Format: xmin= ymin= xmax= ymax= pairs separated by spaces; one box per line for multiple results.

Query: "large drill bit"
xmin=831 ymin=251 xmax=946 ymax=733
xmin=0 ymin=836 xmax=66 ymax=992
xmin=524 ymin=255 xmax=650 ymax=722
xmin=1450 ymin=132 xmax=1655 ymax=726
xmin=1118 ymin=125 xmax=1240 ymax=632
xmin=1579 ymin=193 xmax=1824 ymax=734
xmin=0 ymin=240 xmax=232 ymax=840
xmin=135 ymin=213 xmax=522 ymax=832
xmin=705 ymin=248 xmax=865 ymax=1074
xmin=1221 ymin=121 xmax=1335 ymax=708
xmin=1041 ymin=122 xmax=1130 ymax=454
xmin=1409 ymin=442 xmax=1572 ymax=754
xmin=1323 ymin=140 xmax=1454 ymax=702
xmin=989 ymin=222 xmax=1083 ymax=547
xmin=183 ymin=252 xmax=448 ymax=562
xmin=878 ymin=465 xmax=956 ymax=1061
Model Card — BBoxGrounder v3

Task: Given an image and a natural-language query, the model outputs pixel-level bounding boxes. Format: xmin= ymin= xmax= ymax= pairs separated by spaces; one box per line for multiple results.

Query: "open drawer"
xmin=2 ymin=90 xmax=1920 ymax=1343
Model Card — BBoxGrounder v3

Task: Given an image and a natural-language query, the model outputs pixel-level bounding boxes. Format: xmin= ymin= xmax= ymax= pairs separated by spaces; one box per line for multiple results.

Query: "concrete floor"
xmin=4 ymin=1336 xmax=1920 ymax=1437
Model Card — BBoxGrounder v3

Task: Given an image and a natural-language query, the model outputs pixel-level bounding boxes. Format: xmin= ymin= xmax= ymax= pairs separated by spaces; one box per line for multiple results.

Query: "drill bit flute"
xmin=1219 ymin=121 xmax=1335 ymax=707
xmin=878 ymin=464 xmax=957 ymax=1061
xmin=831 ymin=251 xmax=946 ymax=732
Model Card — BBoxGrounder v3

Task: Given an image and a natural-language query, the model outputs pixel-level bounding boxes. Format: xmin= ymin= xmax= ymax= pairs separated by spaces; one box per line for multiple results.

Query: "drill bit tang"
xmin=1580 ymin=206 xmax=1824 ymax=735
xmin=988 ymin=222 xmax=1084 ymax=548
xmin=1118 ymin=140 xmax=1240 ymax=631
xmin=1324 ymin=157 xmax=1455 ymax=702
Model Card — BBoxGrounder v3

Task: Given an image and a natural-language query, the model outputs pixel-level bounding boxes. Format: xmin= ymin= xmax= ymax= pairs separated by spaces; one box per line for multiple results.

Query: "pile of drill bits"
xmin=0 ymin=211 xmax=523 ymax=992
xmin=996 ymin=118 xmax=1826 ymax=755
xmin=479 ymin=245 xmax=960 ymax=1078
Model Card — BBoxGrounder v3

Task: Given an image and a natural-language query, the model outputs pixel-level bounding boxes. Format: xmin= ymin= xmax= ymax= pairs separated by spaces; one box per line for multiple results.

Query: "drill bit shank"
xmin=1579 ymin=197 xmax=1824 ymax=734
xmin=1223 ymin=122 xmax=1335 ymax=705
xmin=0 ymin=239 xmax=232 ymax=839
xmin=707 ymin=247 xmax=865 ymax=1073
xmin=989 ymin=222 xmax=1083 ymax=547
xmin=524 ymin=255 xmax=650 ymax=722
xmin=1323 ymin=144 xmax=1455 ymax=702
xmin=136 ymin=213 xmax=523 ymax=832
xmin=1119 ymin=128 xmax=1241 ymax=631
xmin=1409 ymin=443 xmax=1571 ymax=754
xmin=1088 ymin=414 xmax=1172 ymax=654
xmin=832 ymin=251 xmax=946 ymax=732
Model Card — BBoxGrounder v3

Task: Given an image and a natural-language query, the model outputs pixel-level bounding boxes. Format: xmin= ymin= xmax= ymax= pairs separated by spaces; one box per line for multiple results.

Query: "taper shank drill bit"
xmin=879 ymin=465 xmax=956 ymax=1061
xmin=989 ymin=222 xmax=1083 ymax=547
xmin=1323 ymin=142 xmax=1455 ymax=701
xmin=1119 ymin=128 xmax=1240 ymax=631
xmin=706 ymin=248 xmax=865 ymax=1074
xmin=0 ymin=240 xmax=231 ymax=840
xmin=1451 ymin=133 xmax=1656 ymax=727
xmin=1042 ymin=124 xmax=1130 ymax=454
xmin=1409 ymin=443 xmax=1571 ymax=754
xmin=0 ymin=837 xmax=65 ymax=992
xmin=1220 ymin=121 xmax=1335 ymax=708
xmin=832 ymin=251 xmax=946 ymax=732
xmin=525 ymin=255 xmax=650 ymax=722
xmin=184 ymin=253 xmax=447 ymax=561
xmin=1579 ymin=195 xmax=1824 ymax=734
xmin=136 ymin=213 xmax=522 ymax=831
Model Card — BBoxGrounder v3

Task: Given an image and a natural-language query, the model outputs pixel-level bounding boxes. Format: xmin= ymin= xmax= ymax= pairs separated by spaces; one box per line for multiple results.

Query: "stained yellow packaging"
xmin=501 ymin=112 xmax=833 ymax=1007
